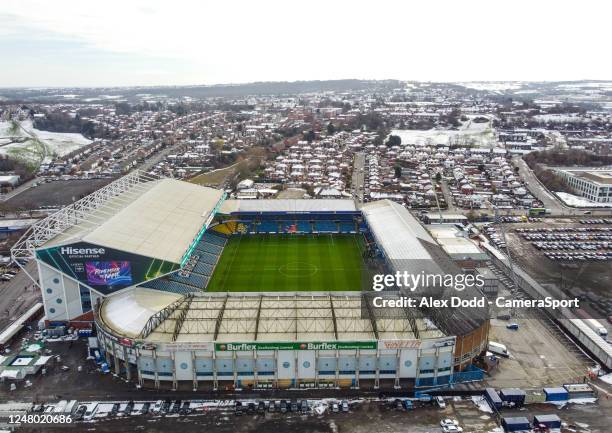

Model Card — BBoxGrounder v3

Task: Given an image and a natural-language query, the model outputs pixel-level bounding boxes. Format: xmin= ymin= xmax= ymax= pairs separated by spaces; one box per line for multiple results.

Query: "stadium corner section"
xmin=10 ymin=171 xmax=226 ymax=328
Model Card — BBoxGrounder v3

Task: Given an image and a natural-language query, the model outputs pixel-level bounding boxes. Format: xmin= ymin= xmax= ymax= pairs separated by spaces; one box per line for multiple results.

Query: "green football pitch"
xmin=206 ymin=234 xmax=365 ymax=292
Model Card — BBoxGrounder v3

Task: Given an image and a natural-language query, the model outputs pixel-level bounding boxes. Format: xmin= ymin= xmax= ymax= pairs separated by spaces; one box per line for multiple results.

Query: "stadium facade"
xmin=12 ymin=171 xmax=489 ymax=390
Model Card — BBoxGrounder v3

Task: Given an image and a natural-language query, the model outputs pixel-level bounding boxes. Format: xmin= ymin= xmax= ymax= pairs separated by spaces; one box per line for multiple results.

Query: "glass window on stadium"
xmin=79 ymin=284 xmax=92 ymax=313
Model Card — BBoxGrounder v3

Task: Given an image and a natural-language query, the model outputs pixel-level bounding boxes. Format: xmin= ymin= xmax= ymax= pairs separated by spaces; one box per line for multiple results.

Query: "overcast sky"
xmin=1 ymin=0 xmax=610 ymax=87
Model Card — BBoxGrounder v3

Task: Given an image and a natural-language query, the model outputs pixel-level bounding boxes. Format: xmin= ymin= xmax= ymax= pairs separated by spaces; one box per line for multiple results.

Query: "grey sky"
xmin=1 ymin=0 xmax=610 ymax=87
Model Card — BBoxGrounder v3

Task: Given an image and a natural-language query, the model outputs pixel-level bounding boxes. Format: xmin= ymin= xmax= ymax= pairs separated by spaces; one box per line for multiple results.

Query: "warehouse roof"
xmin=38 ymin=175 xmax=223 ymax=264
xmin=98 ymin=289 xmax=445 ymax=343
xmin=220 ymin=199 xmax=357 ymax=214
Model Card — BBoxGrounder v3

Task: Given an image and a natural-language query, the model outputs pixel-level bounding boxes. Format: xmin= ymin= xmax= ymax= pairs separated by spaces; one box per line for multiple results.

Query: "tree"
xmin=387 ymin=135 xmax=401 ymax=147
xmin=394 ymin=165 xmax=402 ymax=178
xmin=304 ymin=130 xmax=316 ymax=143
xmin=435 ymin=172 xmax=442 ymax=182
xmin=326 ymin=122 xmax=335 ymax=136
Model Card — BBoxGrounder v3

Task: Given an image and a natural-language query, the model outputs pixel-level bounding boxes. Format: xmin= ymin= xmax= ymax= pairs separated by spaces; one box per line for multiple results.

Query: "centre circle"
xmin=278 ymin=261 xmax=318 ymax=278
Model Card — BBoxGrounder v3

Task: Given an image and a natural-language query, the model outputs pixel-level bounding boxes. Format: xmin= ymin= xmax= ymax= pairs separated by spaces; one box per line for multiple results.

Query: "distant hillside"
xmin=0 ymin=79 xmax=402 ymax=102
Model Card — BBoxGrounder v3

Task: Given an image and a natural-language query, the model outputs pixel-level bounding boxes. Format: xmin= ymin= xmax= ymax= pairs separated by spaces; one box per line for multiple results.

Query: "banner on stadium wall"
xmin=215 ymin=341 xmax=377 ymax=351
xmin=36 ymin=241 xmax=180 ymax=295
xmin=378 ymin=340 xmax=422 ymax=350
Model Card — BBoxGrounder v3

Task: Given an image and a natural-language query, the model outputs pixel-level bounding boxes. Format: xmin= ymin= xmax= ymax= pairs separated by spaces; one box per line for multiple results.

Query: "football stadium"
xmin=12 ymin=171 xmax=489 ymax=390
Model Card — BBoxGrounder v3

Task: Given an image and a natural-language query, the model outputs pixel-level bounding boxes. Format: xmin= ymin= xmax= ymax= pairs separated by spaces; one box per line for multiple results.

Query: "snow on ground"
xmin=555 ymin=192 xmax=612 ymax=208
xmin=0 ymin=120 xmax=91 ymax=167
xmin=599 ymin=373 xmax=612 ymax=385
xmin=457 ymin=82 xmax=523 ymax=91
xmin=471 ymin=396 xmax=493 ymax=413
xmin=390 ymin=127 xmax=497 ymax=148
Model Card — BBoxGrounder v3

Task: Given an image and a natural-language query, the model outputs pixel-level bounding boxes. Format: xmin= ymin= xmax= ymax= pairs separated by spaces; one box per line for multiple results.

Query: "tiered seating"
xmin=169 ymin=272 xmax=207 ymax=287
xmin=297 ymin=221 xmax=311 ymax=233
xmin=141 ymin=231 xmax=227 ymax=294
xmin=339 ymin=221 xmax=356 ymax=233
xmin=315 ymin=221 xmax=338 ymax=232
xmin=204 ymin=232 xmax=227 ymax=246
xmin=199 ymin=252 xmax=218 ymax=265
xmin=141 ymin=278 xmax=198 ymax=295
xmin=258 ymin=221 xmax=279 ymax=233
xmin=194 ymin=261 xmax=214 ymax=275
xmin=195 ymin=242 xmax=223 ymax=255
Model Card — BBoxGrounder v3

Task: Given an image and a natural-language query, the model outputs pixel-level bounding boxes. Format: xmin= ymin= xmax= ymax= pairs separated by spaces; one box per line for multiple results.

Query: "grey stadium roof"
xmin=361 ymin=200 xmax=489 ymax=336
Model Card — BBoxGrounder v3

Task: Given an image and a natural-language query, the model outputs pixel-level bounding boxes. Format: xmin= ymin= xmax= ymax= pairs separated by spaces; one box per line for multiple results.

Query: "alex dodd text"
xmin=372 ymin=296 xmax=579 ymax=310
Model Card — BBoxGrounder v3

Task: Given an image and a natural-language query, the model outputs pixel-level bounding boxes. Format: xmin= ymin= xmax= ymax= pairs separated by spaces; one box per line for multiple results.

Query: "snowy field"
xmin=390 ymin=124 xmax=497 ymax=148
xmin=457 ymin=82 xmax=523 ymax=92
xmin=0 ymin=120 xmax=91 ymax=168
xmin=556 ymin=192 xmax=612 ymax=208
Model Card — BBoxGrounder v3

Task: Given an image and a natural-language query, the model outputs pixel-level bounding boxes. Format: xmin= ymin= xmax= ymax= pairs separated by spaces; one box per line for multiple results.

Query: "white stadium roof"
xmin=220 ymin=199 xmax=356 ymax=214
xmin=361 ymin=200 xmax=435 ymax=261
xmin=29 ymin=172 xmax=223 ymax=264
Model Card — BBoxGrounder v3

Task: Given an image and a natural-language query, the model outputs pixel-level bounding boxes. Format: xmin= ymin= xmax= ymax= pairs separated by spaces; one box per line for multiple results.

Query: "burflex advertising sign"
xmin=36 ymin=242 xmax=180 ymax=295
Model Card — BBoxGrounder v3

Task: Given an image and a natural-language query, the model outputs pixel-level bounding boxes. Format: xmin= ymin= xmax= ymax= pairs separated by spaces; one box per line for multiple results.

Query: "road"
xmin=352 ymin=152 xmax=365 ymax=203
xmin=439 ymin=180 xmax=457 ymax=212
xmin=0 ymin=261 xmax=40 ymax=331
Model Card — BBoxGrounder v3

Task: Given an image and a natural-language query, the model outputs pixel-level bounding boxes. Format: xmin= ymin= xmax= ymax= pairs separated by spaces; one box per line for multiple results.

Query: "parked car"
xmin=440 ymin=419 xmax=459 ymax=427
xmin=123 ymin=400 xmax=134 ymax=415
xmin=74 ymin=405 xmax=87 ymax=421
xmin=435 ymin=396 xmax=446 ymax=408
xmin=280 ymin=400 xmax=288 ymax=413
xmin=140 ymin=402 xmax=151 ymax=415
xmin=247 ymin=402 xmax=256 ymax=414
xmin=109 ymin=403 xmax=120 ymax=416
xmin=290 ymin=400 xmax=298 ymax=412
xmin=152 ymin=400 xmax=163 ymax=414
xmin=341 ymin=400 xmax=349 ymax=412
xmin=235 ymin=401 xmax=243 ymax=415
xmin=331 ymin=402 xmax=339 ymax=412
xmin=257 ymin=401 xmax=266 ymax=414
xmin=179 ymin=401 xmax=191 ymax=415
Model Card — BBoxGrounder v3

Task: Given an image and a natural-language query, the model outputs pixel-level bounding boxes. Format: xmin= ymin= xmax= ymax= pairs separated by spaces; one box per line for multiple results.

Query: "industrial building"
xmin=555 ymin=168 xmax=612 ymax=203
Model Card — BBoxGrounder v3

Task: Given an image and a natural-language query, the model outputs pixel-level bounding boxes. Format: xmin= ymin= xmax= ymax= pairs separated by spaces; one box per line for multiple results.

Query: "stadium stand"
xmin=140 ymin=232 xmax=228 ymax=294
xmin=339 ymin=221 xmax=356 ymax=233
xmin=257 ymin=221 xmax=279 ymax=233
xmin=297 ymin=221 xmax=311 ymax=233
xmin=315 ymin=221 xmax=338 ymax=233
